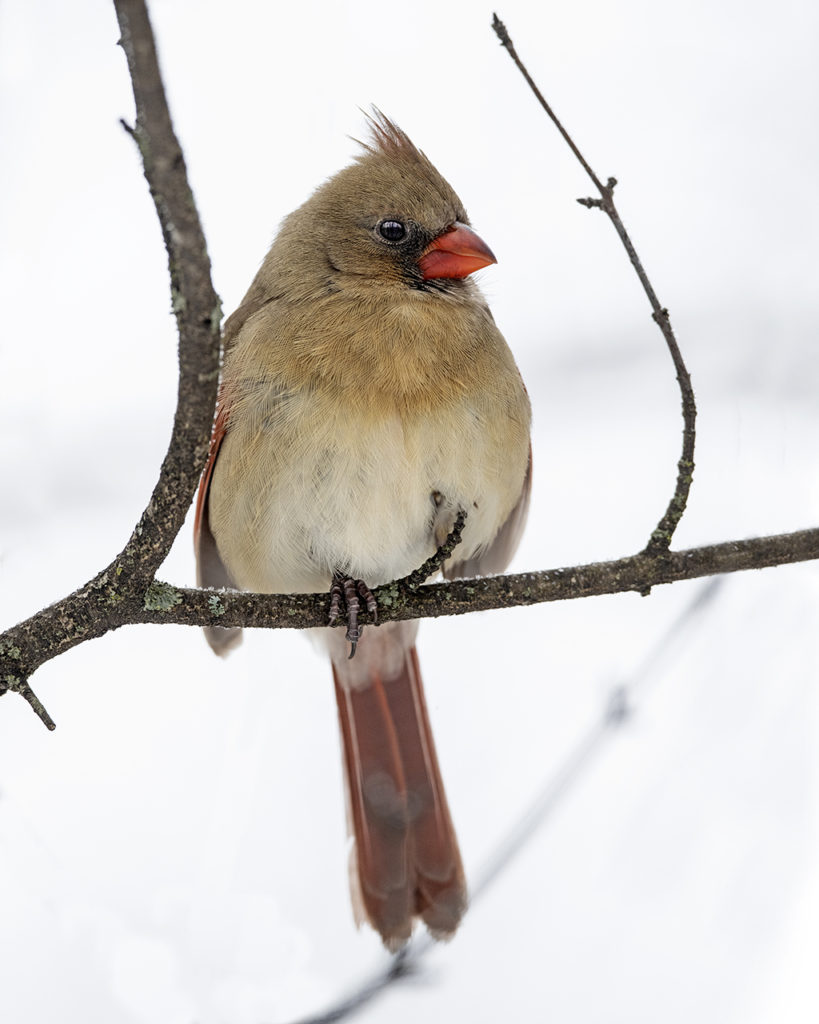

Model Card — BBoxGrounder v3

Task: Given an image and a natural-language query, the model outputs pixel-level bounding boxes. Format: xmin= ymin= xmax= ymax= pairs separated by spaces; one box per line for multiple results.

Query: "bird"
xmin=194 ymin=111 xmax=532 ymax=950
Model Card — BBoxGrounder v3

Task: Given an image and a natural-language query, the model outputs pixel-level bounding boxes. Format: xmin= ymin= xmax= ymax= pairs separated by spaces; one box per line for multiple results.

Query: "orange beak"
xmin=418 ymin=222 xmax=497 ymax=281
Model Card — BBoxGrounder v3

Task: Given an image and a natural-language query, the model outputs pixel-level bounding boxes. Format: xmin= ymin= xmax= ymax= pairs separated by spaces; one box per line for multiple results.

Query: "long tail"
xmin=331 ymin=622 xmax=467 ymax=950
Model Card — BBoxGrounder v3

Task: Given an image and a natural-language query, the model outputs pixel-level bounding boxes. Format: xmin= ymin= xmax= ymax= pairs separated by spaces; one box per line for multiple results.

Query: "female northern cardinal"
xmin=194 ymin=112 xmax=531 ymax=949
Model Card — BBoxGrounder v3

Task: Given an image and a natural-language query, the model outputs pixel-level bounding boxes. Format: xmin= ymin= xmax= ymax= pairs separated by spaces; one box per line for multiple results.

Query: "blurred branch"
xmin=492 ymin=12 xmax=697 ymax=556
xmin=288 ymin=579 xmax=724 ymax=1024
xmin=1 ymin=3 xmax=817 ymax=733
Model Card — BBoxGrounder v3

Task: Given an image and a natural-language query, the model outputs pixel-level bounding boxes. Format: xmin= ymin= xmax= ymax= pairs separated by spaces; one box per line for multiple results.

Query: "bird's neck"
xmin=289 ymin=285 xmax=494 ymax=405
xmin=226 ymin=279 xmax=508 ymax=416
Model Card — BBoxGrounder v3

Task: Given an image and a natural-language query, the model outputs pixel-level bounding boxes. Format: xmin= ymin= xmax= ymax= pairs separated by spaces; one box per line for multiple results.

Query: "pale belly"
xmin=208 ymin=388 xmax=529 ymax=595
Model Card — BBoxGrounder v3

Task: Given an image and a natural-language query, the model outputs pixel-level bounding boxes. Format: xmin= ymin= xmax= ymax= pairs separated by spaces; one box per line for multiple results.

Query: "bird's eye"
xmin=378 ymin=220 xmax=406 ymax=242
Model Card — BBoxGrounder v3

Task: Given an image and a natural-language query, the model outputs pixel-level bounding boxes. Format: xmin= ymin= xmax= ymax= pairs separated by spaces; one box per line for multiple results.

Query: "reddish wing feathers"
xmin=194 ymin=290 xmax=276 ymax=596
xmin=194 ymin=287 xmax=270 ymax=574
xmin=194 ymin=394 xmax=242 ymax=654
xmin=193 ymin=394 xmax=229 ymax=556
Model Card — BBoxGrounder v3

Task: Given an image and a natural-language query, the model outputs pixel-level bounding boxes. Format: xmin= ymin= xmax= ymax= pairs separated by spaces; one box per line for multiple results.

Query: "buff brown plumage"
xmin=195 ymin=111 xmax=531 ymax=948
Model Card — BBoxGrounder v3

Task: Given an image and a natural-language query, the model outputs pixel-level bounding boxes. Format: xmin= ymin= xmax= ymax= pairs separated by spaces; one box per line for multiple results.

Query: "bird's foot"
xmin=328 ymin=574 xmax=378 ymax=659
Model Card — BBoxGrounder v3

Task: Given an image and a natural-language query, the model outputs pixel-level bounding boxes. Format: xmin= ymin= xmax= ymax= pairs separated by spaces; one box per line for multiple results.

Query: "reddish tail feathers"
xmin=333 ymin=640 xmax=467 ymax=949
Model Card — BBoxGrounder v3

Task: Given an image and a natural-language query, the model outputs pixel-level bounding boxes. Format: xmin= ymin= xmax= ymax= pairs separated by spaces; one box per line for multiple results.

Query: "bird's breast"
xmin=208 ymin=375 xmax=529 ymax=596
xmin=208 ymin=287 xmax=531 ymax=594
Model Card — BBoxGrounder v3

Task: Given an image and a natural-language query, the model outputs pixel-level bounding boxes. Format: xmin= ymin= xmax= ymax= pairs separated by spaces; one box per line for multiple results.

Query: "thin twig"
xmin=492 ymin=13 xmax=697 ymax=556
xmin=0 ymin=677 xmax=57 ymax=731
xmin=399 ymin=509 xmax=468 ymax=590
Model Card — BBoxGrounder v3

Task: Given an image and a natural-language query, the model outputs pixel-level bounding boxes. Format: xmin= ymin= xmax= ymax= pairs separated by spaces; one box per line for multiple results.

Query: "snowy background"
xmin=1 ymin=1 xmax=818 ymax=1021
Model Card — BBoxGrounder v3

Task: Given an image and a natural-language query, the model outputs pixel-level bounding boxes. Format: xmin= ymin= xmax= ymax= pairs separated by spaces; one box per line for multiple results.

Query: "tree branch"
xmin=114 ymin=0 xmax=222 ymax=575
xmin=0 ymin=0 xmax=220 ymax=728
xmin=107 ymin=526 xmax=819 ymax=626
xmin=492 ymin=13 xmax=697 ymax=556
xmin=2 ymin=529 xmax=815 ymax=681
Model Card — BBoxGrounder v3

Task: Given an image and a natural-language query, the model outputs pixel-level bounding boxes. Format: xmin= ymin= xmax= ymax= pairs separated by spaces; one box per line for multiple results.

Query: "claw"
xmin=328 ymin=578 xmax=344 ymax=628
xmin=356 ymin=579 xmax=378 ymax=624
xmin=327 ymin=573 xmax=377 ymax=659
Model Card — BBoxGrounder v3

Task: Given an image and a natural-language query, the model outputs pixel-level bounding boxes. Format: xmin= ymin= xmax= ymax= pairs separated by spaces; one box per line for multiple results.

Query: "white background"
xmin=1 ymin=1 xmax=818 ymax=1022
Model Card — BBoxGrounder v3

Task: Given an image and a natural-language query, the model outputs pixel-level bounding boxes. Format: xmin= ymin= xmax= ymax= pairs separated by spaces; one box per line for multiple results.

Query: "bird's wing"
xmin=193 ymin=393 xmax=244 ymax=656
xmin=194 ymin=290 xmax=273 ymax=589
xmin=193 ymin=391 xmax=230 ymax=583
xmin=443 ymin=443 xmax=532 ymax=580
xmin=193 ymin=291 xmax=284 ymax=655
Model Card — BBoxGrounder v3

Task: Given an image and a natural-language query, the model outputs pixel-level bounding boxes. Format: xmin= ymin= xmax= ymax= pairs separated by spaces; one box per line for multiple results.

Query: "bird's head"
xmin=283 ymin=110 xmax=496 ymax=292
